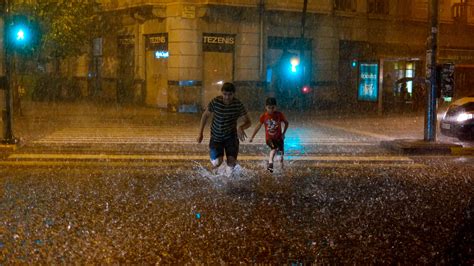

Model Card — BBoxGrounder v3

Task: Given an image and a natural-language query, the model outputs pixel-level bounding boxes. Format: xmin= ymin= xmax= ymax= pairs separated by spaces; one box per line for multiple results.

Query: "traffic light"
xmin=301 ymin=85 xmax=312 ymax=94
xmin=290 ymin=56 xmax=300 ymax=73
xmin=351 ymin=59 xmax=358 ymax=68
xmin=4 ymin=15 xmax=40 ymax=53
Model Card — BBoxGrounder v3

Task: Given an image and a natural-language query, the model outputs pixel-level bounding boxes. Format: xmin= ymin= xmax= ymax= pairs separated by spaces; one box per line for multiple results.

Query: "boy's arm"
xmin=197 ymin=109 xmax=212 ymax=143
xmin=249 ymin=122 xmax=263 ymax=142
xmin=282 ymin=119 xmax=289 ymax=137
xmin=237 ymin=113 xmax=252 ymax=142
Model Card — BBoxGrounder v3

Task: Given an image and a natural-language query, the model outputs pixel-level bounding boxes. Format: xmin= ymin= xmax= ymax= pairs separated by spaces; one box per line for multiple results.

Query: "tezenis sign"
xmin=203 ymin=33 xmax=235 ymax=53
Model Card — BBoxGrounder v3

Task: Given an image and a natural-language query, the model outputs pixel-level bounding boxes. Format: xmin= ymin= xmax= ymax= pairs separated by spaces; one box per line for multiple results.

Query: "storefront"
xmin=145 ymin=33 xmax=168 ymax=108
xmin=202 ymin=33 xmax=235 ymax=109
xmin=116 ymin=35 xmax=135 ymax=104
xmin=339 ymin=40 xmax=426 ymax=113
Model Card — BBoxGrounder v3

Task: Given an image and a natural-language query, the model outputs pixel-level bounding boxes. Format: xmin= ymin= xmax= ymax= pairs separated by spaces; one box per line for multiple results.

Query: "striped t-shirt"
xmin=208 ymin=96 xmax=248 ymax=141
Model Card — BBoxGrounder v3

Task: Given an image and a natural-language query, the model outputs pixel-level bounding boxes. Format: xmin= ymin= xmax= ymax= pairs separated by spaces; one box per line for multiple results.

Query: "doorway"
xmin=202 ymin=52 xmax=233 ymax=107
xmin=145 ymin=50 xmax=168 ymax=108
xmin=117 ymin=38 xmax=135 ymax=104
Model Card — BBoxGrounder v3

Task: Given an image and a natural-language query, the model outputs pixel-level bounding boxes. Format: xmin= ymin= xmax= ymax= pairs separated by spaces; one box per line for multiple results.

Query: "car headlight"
xmin=456 ymin=112 xmax=473 ymax=122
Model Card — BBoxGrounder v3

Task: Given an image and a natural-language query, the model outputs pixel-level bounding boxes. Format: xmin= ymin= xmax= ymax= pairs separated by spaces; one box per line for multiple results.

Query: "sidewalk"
xmin=2 ymin=100 xmax=472 ymax=154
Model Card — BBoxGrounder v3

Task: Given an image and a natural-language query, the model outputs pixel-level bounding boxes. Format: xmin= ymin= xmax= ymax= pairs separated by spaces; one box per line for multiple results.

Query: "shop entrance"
xmin=202 ymin=33 xmax=235 ymax=108
xmin=145 ymin=34 xmax=169 ymax=108
xmin=117 ymin=36 xmax=135 ymax=104
xmin=145 ymin=51 xmax=168 ymax=108
xmin=203 ymin=52 xmax=233 ymax=107
xmin=266 ymin=36 xmax=312 ymax=110
xmin=382 ymin=59 xmax=424 ymax=112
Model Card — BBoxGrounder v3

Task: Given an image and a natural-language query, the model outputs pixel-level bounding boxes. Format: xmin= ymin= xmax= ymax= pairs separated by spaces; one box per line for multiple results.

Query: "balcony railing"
xmin=452 ymin=2 xmax=474 ymax=24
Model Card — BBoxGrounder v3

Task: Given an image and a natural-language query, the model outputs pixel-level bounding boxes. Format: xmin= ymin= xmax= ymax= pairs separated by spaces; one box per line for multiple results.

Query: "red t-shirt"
xmin=259 ymin=111 xmax=287 ymax=141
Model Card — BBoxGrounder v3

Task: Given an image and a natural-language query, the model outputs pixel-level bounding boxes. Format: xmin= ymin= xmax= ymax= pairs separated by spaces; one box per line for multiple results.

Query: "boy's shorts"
xmin=266 ymin=138 xmax=284 ymax=152
xmin=209 ymin=135 xmax=239 ymax=160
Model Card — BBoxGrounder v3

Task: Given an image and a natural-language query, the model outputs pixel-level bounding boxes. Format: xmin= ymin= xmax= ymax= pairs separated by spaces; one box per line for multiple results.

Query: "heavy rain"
xmin=0 ymin=0 xmax=473 ymax=264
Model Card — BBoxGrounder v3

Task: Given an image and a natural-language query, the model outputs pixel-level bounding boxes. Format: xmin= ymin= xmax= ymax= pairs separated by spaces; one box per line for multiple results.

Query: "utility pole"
xmin=300 ymin=0 xmax=308 ymax=88
xmin=424 ymin=0 xmax=439 ymax=142
xmin=2 ymin=0 xmax=18 ymax=145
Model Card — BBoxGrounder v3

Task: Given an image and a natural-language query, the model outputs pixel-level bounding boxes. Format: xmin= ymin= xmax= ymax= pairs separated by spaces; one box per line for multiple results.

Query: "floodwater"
xmin=0 ymin=158 xmax=472 ymax=264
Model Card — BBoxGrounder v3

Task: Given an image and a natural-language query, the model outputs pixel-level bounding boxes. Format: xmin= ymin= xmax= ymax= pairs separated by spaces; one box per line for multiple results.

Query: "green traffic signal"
xmin=17 ymin=29 xmax=25 ymax=41
xmin=5 ymin=15 xmax=40 ymax=53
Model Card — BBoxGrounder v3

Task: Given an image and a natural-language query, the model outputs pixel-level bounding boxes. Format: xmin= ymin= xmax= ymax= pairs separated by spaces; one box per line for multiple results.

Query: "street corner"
xmin=0 ymin=143 xmax=19 ymax=155
xmin=450 ymin=146 xmax=474 ymax=156
xmin=0 ymin=138 xmax=21 ymax=155
xmin=380 ymin=139 xmax=463 ymax=155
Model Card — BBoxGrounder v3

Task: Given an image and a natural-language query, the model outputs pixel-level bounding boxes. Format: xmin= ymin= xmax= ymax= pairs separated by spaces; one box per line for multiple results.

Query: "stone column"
xmin=166 ymin=3 xmax=202 ymax=112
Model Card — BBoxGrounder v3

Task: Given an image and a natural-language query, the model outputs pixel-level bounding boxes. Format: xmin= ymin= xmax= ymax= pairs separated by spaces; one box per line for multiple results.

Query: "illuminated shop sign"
xmin=155 ymin=51 xmax=169 ymax=59
xmin=146 ymin=33 xmax=168 ymax=51
xmin=118 ymin=35 xmax=134 ymax=47
xmin=203 ymin=33 xmax=235 ymax=53
xmin=358 ymin=62 xmax=379 ymax=102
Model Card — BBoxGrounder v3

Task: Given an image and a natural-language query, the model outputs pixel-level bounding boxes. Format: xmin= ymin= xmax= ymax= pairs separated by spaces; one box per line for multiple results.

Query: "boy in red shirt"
xmin=249 ymin=97 xmax=289 ymax=172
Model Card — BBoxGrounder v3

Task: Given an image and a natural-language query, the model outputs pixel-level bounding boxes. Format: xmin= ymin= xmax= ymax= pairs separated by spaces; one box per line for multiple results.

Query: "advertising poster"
xmin=358 ymin=63 xmax=379 ymax=102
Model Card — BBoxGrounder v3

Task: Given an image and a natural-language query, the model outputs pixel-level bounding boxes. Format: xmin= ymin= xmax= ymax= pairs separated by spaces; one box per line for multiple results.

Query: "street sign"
xmin=358 ymin=63 xmax=379 ymax=102
xmin=438 ymin=63 xmax=454 ymax=98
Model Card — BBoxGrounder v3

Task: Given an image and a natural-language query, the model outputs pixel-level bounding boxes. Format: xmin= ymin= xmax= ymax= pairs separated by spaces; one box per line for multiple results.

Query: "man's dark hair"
xmin=266 ymin=97 xmax=277 ymax=106
xmin=221 ymin=82 xmax=236 ymax=93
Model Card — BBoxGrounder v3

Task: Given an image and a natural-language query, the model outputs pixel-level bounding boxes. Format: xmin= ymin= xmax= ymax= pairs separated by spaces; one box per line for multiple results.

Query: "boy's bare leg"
xmin=267 ymin=149 xmax=277 ymax=172
xmin=280 ymin=151 xmax=284 ymax=169
xmin=269 ymin=149 xmax=277 ymax=164
xmin=211 ymin=157 xmax=223 ymax=173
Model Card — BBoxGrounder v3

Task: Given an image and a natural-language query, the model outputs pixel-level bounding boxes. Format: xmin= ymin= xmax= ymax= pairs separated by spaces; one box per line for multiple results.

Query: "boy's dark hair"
xmin=221 ymin=82 xmax=236 ymax=93
xmin=265 ymin=97 xmax=277 ymax=106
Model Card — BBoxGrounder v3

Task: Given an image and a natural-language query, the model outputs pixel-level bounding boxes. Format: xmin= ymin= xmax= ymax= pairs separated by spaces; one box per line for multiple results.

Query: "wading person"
xmin=197 ymin=82 xmax=251 ymax=172
xmin=249 ymin=97 xmax=289 ymax=172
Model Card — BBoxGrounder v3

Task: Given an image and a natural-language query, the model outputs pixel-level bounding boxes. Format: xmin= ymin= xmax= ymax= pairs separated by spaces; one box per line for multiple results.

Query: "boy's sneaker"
xmin=267 ymin=162 xmax=274 ymax=173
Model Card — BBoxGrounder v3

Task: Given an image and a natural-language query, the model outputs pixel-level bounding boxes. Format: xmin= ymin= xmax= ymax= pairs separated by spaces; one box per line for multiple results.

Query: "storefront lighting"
xmin=155 ymin=51 xmax=169 ymax=59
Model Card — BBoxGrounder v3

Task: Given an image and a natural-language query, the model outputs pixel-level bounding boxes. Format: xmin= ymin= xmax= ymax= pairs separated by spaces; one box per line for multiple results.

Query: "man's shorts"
xmin=209 ymin=135 xmax=240 ymax=160
xmin=266 ymin=138 xmax=284 ymax=152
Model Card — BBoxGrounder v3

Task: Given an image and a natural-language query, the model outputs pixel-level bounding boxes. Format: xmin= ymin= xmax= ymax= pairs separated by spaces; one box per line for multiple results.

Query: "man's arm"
xmin=237 ymin=113 xmax=251 ymax=141
xmin=249 ymin=122 xmax=263 ymax=142
xmin=197 ymin=109 xmax=212 ymax=143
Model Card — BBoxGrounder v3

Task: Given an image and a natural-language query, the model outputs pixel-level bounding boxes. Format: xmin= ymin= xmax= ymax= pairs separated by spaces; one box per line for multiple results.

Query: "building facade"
xmin=69 ymin=0 xmax=474 ymax=111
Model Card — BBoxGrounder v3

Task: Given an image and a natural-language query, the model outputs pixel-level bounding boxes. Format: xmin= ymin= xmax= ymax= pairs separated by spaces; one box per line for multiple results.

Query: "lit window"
xmin=367 ymin=0 xmax=389 ymax=15
xmin=335 ymin=0 xmax=356 ymax=12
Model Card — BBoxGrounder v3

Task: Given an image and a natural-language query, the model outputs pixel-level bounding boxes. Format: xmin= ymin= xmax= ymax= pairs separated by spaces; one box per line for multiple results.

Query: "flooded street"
xmin=2 ymin=0 xmax=474 ymax=263
xmin=0 ymin=101 xmax=472 ymax=263
xmin=1 ymin=157 xmax=472 ymax=264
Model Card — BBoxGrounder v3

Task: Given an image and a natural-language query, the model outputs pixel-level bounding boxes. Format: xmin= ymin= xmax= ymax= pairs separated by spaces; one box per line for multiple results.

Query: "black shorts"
xmin=266 ymin=138 xmax=284 ymax=152
xmin=209 ymin=135 xmax=239 ymax=160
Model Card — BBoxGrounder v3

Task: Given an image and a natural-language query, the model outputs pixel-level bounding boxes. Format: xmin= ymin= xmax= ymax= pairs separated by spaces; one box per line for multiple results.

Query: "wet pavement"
xmin=0 ymin=101 xmax=473 ymax=263
xmin=0 ymin=158 xmax=472 ymax=264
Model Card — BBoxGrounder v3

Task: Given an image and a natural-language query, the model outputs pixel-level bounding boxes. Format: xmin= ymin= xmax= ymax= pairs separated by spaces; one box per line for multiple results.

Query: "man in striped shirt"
xmin=197 ymin=82 xmax=252 ymax=170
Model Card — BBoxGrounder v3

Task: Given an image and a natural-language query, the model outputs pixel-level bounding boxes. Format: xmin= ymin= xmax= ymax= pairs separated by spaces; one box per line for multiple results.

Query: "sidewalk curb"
xmin=0 ymin=144 xmax=18 ymax=152
xmin=380 ymin=139 xmax=464 ymax=155
xmin=450 ymin=147 xmax=474 ymax=156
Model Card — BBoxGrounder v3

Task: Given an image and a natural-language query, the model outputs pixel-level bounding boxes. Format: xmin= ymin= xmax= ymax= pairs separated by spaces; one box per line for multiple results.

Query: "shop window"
xmin=335 ymin=0 xmax=356 ymax=12
xmin=368 ymin=0 xmax=389 ymax=15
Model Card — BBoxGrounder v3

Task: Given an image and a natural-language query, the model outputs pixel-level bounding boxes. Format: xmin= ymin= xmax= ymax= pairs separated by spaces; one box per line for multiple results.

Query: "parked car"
xmin=440 ymin=96 xmax=474 ymax=140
